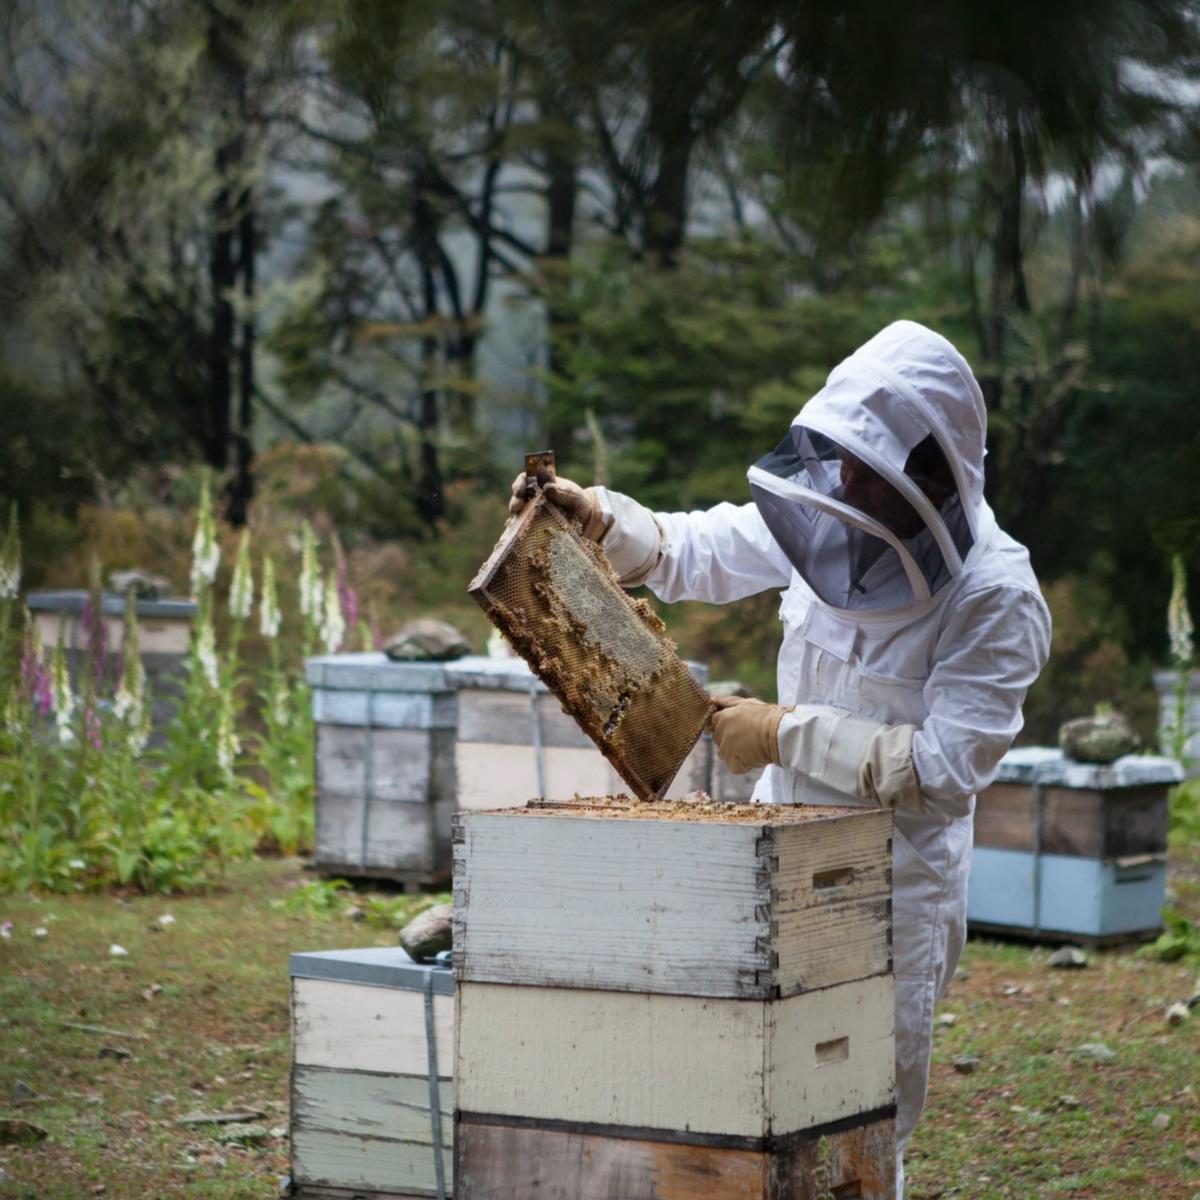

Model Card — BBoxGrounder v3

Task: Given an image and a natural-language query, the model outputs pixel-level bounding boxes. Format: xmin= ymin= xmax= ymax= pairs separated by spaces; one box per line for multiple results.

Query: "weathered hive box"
xmin=26 ymin=590 xmax=196 ymax=736
xmin=307 ymin=656 xmax=458 ymax=883
xmin=290 ymin=948 xmax=453 ymax=1199
xmin=453 ymin=799 xmax=897 ymax=1199
xmin=968 ymin=747 xmax=1182 ymax=944
xmin=306 ymin=654 xmax=710 ymax=883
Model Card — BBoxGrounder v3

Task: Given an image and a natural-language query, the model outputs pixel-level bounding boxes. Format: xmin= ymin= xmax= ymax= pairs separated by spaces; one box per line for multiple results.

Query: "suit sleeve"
xmin=911 ymin=585 xmax=1052 ymax=819
xmin=595 ymin=488 xmax=792 ymax=604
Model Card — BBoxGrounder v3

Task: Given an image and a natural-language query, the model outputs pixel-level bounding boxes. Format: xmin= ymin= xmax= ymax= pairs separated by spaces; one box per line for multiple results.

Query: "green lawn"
xmin=0 ymin=856 xmax=1197 ymax=1199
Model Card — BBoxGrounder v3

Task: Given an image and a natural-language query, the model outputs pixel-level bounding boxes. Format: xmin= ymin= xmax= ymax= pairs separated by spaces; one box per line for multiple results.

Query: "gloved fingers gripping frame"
xmin=748 ymin=427 xmax=965 ymax=612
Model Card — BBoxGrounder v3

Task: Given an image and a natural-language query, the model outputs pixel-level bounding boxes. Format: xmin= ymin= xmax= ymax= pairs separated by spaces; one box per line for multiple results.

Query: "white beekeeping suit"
xmin=589 ymin=320 xmax=1052 ymax=1195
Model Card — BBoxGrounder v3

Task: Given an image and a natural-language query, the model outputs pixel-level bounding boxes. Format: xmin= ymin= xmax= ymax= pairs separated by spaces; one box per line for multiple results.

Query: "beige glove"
xmin=710 ymin=695 xmax=925 ymax=810
xmin=508 ymin=472 xmax=611 ymax=541
xmin=707 ymin=696 xmax=790 ymax=775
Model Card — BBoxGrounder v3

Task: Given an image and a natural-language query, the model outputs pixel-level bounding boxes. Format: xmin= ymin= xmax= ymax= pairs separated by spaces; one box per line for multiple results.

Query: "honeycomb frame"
xmin=469 ymin=493 xmax=713 ymax=802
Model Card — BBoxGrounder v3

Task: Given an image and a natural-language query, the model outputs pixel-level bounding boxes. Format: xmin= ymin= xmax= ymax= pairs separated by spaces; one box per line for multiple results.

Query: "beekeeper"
xmin=509 ymin=319 xmax=1051 ymax=1195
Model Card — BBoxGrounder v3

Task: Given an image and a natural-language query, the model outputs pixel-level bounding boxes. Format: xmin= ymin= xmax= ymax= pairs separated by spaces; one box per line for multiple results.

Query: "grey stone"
xmin=215 ymin=1122 xmax=268 ymax=1144
xmin=1058 ymin=712 xmax=1140 ymax=764
xmin=384 ymin=619 xmax=471 ymax=662
xmin=107 ymin=570 xmax=171 ymax=600
xmin=1073 ymin=1042 xmax=1116 ymax=1064
xmin=399 ymin=903 xmax=453 ymax=963
xmin=1047 ymin=946 xmax=1089 ymax=969
xmin=952 ymin=1055 xmax=981 ymax=1075
xmin=0 ymin=1118 xmax=48 ymax=1145
xmin=11 ymin=1080 xmax=40 ymax=1103
xmin=98 ymin=1045 xmax=132 ymax=1061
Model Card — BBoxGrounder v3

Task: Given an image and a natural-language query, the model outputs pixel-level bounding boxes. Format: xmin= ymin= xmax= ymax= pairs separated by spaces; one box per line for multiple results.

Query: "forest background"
xmin=4 ymin=0 xmax=1200 ymax=740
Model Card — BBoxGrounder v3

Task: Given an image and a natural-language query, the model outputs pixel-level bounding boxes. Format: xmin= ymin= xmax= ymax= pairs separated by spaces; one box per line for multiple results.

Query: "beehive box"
xmin=452 ymin=798 xmax=892 ymax=999
xmin=26 ymin=590 xmax=196 ymax=738
xmin=469 ymin=491 xmax=713 ymax=801
xmin=968 ymin=747 xmax=1182 ymax=943
xmin=453 ymin=799 xmax=897 ymax=1198
xmin=290 ymin=949 xmax=453 ymax=1199
xmin=307 ymin=656 xmax=458 ymax=884
xmin=306 ymin=654 xmax=710 ymax=884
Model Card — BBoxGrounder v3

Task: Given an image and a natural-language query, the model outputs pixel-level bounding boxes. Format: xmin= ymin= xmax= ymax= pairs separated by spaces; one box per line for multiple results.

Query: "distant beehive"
xmin=306 ymin=654 xmax=712 ymax=885
xmin=968 ymin=746 xmax=1181 ymax=944
xmin=469 ymin=490 xmax=713 ymax=801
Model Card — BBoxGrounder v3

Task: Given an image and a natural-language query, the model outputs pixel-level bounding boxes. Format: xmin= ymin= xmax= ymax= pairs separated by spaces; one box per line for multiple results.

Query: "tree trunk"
xmin=208 ymin=147 xmax=237 ymax=473
xmin=542 ymin=113 xmax=579 ymax=462
xmin=227 ymin=194 xmax=255 ymax=527
xmin=413 ymin=180 xmax=445 ymax=526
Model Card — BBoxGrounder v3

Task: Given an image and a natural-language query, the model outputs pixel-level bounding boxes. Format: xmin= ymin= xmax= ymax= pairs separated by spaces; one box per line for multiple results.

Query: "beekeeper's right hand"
xmin=508 ymin=472 xmax=610 ymax=542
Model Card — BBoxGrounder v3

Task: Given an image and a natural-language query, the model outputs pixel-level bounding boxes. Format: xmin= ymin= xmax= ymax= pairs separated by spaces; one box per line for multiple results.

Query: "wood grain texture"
xmin=454 ymin=977 xmax=894 ymax=1139
xmin=311 ymin=689 xmax=457 ymax=731
xmin=973 ymin=783 xmax=1169 ymax=858
xmin=453 ymin=807 xmax=891 ymax=998
xmin=291 ymin=1128 xmax=451 ymax=1196
xmin=314 ymin=793 xmax=435 ymax=873
xmin=455 ymin=1114 xmax=896 ymax=1200
xmin=294 ymin=978 xmax=453 ymax=1078
xmin=292 ymin=1066 xmax=452 ymax=1147
xmin=316 ymin=726 xmax=452 ymax=804
xmin=771 ymin=816 xmax=893 ymax=996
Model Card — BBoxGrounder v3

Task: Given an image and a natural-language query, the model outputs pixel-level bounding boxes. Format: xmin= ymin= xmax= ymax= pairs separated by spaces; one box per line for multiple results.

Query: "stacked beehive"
xmin=452 ymin=797 xmax=898 ymax=1199
xmin=290 ymin=948 xmax=454 ymax=1198
xmin=968 ymin=746 xmax=1183 ymax=944
xmin=306 ymin=654 xmax=710 ymax=885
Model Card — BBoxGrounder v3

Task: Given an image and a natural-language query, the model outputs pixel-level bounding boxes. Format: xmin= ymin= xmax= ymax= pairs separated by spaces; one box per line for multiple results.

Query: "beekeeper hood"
xmin=748 ymin=320 xmax=987 ymax=613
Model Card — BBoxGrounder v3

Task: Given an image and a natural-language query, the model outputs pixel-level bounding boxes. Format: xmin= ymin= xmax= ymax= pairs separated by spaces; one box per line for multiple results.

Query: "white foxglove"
xmin=229 ymin=529 xmax=253 ymax=621
xmin=190 ymin=476 xmax=220 ymax=595
xmin=259 ymin=556 xmax=281 ymax=640
xmin=320 ymin=574 xmax=345 ymax=653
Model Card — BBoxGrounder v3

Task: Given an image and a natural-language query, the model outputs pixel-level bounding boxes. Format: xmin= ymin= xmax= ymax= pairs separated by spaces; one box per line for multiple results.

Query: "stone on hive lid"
xmin=385 ymin=619 xmax=471 ymax=662
xmin=708 ymin=680 xmax=756 ymax=699
xmin=399 ymin=903 xmax=452 ymax=963
xmin=1059 ymin=712 xmax=1140 ymax=764
xmin=107 ymin=569 xmax=171 ymax=600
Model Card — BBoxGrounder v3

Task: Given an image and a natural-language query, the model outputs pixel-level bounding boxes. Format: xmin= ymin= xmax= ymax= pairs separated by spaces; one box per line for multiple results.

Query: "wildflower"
xmin=1168 ymin=554 xmax=1194 ymax=667
xmin=320 ymin=574 xmax=345 ymax=653
xmin=333 ymin=535 xmax=359 ymax=631
xmin=298 ymin=522 xmax=322 ymax=623
xmin=0 ymin=503 xmax=19 ymax=599
xmin=195 ymin=606 xmax=219 ymax=689
xmin=79 ymin=584 xmax=110 ymax=686
xmin=190 ymin=475 xmax=220 ymax=596
xmin=259 ymin=555 xmax=281 ymax=640
xmin=229 ymin=529 xmax=254 ymax=621
xmin=20 ymin=612 xmax=52 ymax=717
xmin=217 ymin=690 xmax=240 ymax=774
xmin=50 ymin=630 xmax=74 ymax=745
xmin=114 ymin=596 xmax=149 ymax=754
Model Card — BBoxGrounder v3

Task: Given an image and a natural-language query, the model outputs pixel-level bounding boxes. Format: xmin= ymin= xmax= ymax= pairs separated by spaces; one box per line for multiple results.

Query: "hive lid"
xmin=25 ymin=590 xmax=196 ymax=619
xmin=995 ymin=746 xmax=1184 ymax=789
xmin=469 ymin=493 xmax=713 ymax=802
xmin=289 ymin=947 xmax=453 ymax=994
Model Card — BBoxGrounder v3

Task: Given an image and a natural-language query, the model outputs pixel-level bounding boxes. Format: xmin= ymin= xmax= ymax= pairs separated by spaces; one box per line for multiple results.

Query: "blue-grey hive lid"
xmin=995 ymin=746 xmax=1183 ymax=789
xmin=289 ymin=946 xmax=453 ymax=995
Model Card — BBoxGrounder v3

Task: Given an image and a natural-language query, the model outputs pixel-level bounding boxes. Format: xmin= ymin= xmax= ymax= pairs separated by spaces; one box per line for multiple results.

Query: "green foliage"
xmin=0 ymin=486 xmax=339 ymax=895
xmin=1169 ymin=779 xmax=1200 ymax=853
xmin=272 ymin=877 xmax=351 ymax=917
xmin=1142 ymin=908 xmax=1200 ymax=964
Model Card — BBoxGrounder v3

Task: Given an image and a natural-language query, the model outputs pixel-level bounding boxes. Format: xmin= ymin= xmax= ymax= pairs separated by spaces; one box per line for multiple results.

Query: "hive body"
xmin=453 ymin=799 xmax=897 ymax=1199
xmin=967 ymin=747 xmax=1181 ymax=944
xmin=289 ymin=949 xmax=453 ymax=1198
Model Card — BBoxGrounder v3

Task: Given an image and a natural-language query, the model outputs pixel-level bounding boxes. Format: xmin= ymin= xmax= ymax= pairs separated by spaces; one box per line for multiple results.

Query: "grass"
xmin=0 ymin=856 xmax=1197 ymax=1199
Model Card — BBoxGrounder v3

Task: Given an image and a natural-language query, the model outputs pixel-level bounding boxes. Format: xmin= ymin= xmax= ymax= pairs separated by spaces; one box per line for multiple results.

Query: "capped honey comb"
xmin=468 ymin=493 xmax=713 ymax=801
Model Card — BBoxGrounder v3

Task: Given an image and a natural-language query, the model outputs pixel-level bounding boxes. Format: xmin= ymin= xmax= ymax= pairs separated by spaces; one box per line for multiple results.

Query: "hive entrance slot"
xmin=814 ymin=866 xmax=855 ymax=890
xmin=815 ymin=1036 xmax=850 ymax=1066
